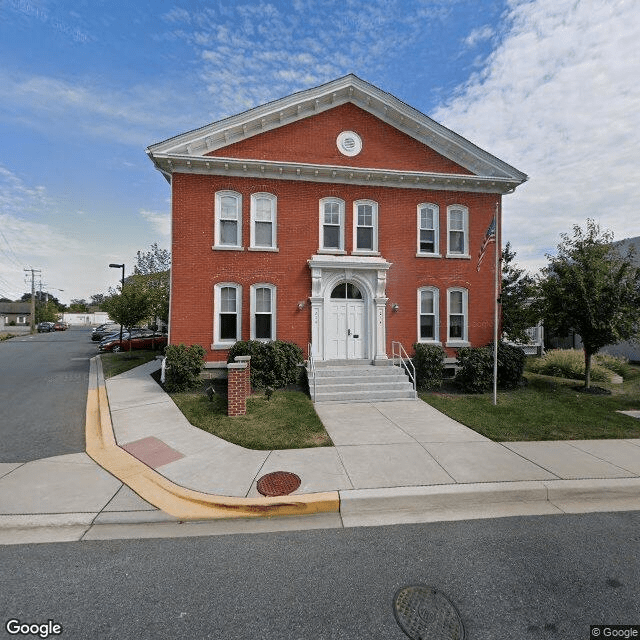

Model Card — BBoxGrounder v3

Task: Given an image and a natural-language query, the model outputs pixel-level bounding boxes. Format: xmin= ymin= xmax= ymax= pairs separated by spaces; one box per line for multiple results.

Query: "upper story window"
xmin=418 ymin=287 xmax=439 ymax=342
xmin=319 ymin=198 xmax=345 ymax=253
xmin=353 ymin=200 xmax=378 ymax=254
xmin=214 ymin=191 xmax=242 ymax=249
xmin=418 ymin=204 xmax=439 ymax=256
xmin=250 ymin=284 xmax=276 ymax=341
xmin=250 ymin=193 xmax=277 ymax=250
xmin=447 ymin=205 xmax=469 ymax=257
xmin=447 ymin=287 xmax=468 ymax=344
xmin=213 ymin=283 xmax=242 ymax=347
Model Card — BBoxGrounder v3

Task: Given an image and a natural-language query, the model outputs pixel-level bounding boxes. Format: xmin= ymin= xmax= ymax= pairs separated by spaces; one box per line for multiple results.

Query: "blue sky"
xmin=1 ymin=0 xmax=638 ymax=304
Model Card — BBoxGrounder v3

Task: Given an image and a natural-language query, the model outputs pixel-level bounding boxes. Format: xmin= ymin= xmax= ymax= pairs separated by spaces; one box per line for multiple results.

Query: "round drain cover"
xmin=393 ymin=585 xmax=465 ymax=640
xmin=256 ymin=471 xmax=301 ymax=496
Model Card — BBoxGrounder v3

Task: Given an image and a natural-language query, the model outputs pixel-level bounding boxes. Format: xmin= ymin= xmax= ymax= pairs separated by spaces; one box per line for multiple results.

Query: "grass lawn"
xmin=101 ymin=350 xmax=160 ymax=379
xmin=421 ymin=367 xmax=640 ymax=441
xmin=170 ymin=388 xmax=332 ymax=450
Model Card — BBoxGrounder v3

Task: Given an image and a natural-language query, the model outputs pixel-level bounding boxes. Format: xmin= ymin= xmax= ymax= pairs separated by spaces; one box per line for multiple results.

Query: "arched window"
xmin=250 ymin=283 xmax=276 ymax=341
xmin=417 ymin=287 xmax=439 ymax=342
xmin=250 ymin=193 xmax=277 ymax=250
xmin=213 ymin=283 xmax=242 ymax=347
xmin=330 ymin=282 xmax=363 ymax=299
xmin=319 ymin=198 xmax=345 ymax=252
xmin=214 ymin=191 xmax=242 ymax=249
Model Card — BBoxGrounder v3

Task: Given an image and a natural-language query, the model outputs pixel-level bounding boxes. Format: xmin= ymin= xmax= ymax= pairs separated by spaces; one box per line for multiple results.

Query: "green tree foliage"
xmin=501 ymin=242 xmax=539 ymax=343
xmin=101 ymin=286 xmax=151 ymax=342
xmin=35 ymin=301 xmax=59 ymax=323
xmin=539 ymin=219 xmax=640 ymax=389
xmin=130 ymin=243 xmax=170 ymax=326
xmin=68 ymin=298 xmax=89 ymax=313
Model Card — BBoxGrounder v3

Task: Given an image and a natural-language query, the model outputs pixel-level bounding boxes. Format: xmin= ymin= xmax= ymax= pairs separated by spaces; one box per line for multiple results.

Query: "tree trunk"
xmin=584 ymin=350 xmax=591 ymax=389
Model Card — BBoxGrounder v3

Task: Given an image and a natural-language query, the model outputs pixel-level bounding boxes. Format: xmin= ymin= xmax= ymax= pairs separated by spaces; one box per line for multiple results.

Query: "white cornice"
xmin=148 ymin=153 xmax=522 ymax=194
xmin=147 ymin=74 xmax=528 ymax=188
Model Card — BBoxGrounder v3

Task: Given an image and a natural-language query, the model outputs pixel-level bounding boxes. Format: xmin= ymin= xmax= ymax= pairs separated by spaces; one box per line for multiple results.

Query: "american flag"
xmin=476 ymin=216 xmax=496 ymax=271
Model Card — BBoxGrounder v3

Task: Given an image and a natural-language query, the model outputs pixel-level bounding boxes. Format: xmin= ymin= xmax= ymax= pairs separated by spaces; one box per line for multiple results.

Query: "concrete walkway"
xmin=1 ymin=359 xmax=640 ymax=543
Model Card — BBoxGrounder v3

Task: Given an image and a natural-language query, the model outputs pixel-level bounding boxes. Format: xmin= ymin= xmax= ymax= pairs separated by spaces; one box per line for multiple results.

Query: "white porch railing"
xmin=391 ymin=341 xmax=417 ymax=399
xmin=307 ymin=343 xmax=317 ymax=401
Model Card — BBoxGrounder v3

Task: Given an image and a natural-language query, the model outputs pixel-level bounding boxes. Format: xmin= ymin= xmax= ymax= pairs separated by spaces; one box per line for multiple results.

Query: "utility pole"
xmin=24 ymin=268 xmax=41 ymax=333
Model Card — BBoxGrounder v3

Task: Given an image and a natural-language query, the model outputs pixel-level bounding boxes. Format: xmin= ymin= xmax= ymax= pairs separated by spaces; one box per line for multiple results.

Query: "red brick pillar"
xmin=227 ymin=362 xmax=248 ymax=417
xmin=234 ymin=355 xmax=251 ymax=398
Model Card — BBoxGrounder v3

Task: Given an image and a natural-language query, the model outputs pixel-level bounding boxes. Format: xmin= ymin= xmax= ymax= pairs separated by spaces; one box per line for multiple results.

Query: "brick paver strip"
xmin=121 ymin=436 xmax=185 ymax=469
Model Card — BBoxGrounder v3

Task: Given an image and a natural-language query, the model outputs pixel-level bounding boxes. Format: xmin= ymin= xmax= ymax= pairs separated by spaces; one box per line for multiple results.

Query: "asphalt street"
xmin=1 ymin=511 xmax=639 ymax=640
xmin=0 ymin=327 xmax=97 ymax=462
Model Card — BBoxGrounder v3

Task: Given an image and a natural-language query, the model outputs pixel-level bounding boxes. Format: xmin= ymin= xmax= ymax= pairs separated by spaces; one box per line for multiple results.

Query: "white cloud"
xmin=140 ymin=209 xmax=171 ymax=238
xmin=432 ymin=0 xmax=640 ymax=273
xmin=464 ymin=25 xmax=494 ymax=48
xmin=0 ymin=70 xmax=197 ymax=146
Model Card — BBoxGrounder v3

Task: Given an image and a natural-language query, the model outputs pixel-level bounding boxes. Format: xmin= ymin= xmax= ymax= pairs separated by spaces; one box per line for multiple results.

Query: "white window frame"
xmin=250 ymin=283 xmax=276 ymax=341
xmin=447 ymin=287 xmax=469 ymax=345
xmin=447 ymin=205 xmax=469 ymax=258
xmin=249 ymin=193 xmax=277 ymax=251
xmin=214 ymin=191 xmax=243 ymax=250
xmin=417 ymin=203 xmax=440 ymax=256
xmin=352 ymin=200 xmax=379 ymax=254
xmin=213 ymin=283 xmax=242 ymax=349
xmin=318 ymin=197 xmax=345 ymax=254
xmin=417 ymin=287 xmax=440 ymax=343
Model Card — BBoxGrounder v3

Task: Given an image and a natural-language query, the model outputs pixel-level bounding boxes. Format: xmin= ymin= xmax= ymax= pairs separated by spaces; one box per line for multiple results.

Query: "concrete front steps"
xmin=308 ymin=360 xmax=416 ymax=403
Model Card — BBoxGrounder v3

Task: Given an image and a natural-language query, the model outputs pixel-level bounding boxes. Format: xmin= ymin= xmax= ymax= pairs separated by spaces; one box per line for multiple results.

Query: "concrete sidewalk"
xmin=1 ymin=358 xmax=640 ymax=543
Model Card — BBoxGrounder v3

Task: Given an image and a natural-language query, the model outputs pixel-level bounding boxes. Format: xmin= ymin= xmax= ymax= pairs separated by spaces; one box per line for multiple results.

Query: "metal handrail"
xmin=391 ymin=341 xmax=417 ymax=399
xmin=307 ymin=343 xmax=317 ymax=401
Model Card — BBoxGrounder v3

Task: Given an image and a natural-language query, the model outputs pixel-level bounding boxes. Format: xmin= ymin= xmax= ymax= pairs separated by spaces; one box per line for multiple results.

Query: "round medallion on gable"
xmin=336 ymin=131 xmax=362 ymax=157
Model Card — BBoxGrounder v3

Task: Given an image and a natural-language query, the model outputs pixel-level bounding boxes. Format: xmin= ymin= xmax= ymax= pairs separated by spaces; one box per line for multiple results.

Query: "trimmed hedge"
xmin=227 ymin=340 xmax=304 ymax=390
xmin=412 ymin=343 xmax=445 ymax=390
xmin=455 ymin=342 xmax=526 ymax=393
xmin=164 ymin=343 xmax=206 ymax=392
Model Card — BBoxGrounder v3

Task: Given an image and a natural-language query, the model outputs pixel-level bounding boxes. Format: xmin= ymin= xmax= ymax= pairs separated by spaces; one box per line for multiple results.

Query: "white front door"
xmin=327 ymin=299 xmax=365 ymax=359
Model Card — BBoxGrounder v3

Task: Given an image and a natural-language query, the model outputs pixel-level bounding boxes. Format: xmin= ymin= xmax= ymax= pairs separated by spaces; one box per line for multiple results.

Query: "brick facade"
xmin=149 ymin=75 xmax=526 ymax=366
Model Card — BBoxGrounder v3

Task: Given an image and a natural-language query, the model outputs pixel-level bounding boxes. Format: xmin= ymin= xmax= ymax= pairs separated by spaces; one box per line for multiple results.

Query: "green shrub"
xmin=594 ymin=353 xmax=632 ymax=379
xmin=455 ymin=346 xmax=493 ymax=393
xmin=527 ymin=349 xmax=613 ymax=382
xmin=164 ymin=343 xmax=206 ymax=392
xmin=412 ymin=343 xmax=445 ymax=390
xmin=227 ymin=340 xmax=304 ymax=390
xmin=495 ymin=341 xmax=526 ymax=389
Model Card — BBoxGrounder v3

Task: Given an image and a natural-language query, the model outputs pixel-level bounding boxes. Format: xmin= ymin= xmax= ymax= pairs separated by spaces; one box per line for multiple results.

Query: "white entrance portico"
xmin=307 ymin=255 xmax=391 ymax=361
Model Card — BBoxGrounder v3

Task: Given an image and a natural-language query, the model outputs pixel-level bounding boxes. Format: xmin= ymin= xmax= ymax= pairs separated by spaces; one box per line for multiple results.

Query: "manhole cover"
xmin=393 ymin=585 xmax=465 ymax=640
xmin=256 ymin=471 xmax=301 ymax=496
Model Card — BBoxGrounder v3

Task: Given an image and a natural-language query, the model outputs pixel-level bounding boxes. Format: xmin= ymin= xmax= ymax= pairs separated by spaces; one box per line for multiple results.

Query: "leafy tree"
xmin=101 ymin=286 xmax=151 ymax=351
xmin=500 ymin=242 xmax=539 ymax=343
xmin=539 ymin=219 xmax=640 ymax=389
xmin=90 ymin=293 xmax=106 ymax=308
xmin=35 ymin=301 xmax=59 ymax=323
xmin=130 ymin=243 xmax=170 ymax=327
xmin=68 ymin=298 xmax=90 ymax=313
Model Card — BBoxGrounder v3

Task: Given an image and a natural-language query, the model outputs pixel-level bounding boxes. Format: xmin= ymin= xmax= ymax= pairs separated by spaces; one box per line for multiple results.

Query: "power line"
xmin=0 ymin=228 xmax=23 ymax=268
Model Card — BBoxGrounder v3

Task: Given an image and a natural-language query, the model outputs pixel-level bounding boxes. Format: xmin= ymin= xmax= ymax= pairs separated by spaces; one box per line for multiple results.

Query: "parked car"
xmin=98 ymin=330 xmax=167 ymax=353
xmin=37 ymin=322 xmax=55 ymax=332
xmin=53 ymin=321 xmax=68 ymax=331
xmin=91 ymin=323 xmax=122 ymax=341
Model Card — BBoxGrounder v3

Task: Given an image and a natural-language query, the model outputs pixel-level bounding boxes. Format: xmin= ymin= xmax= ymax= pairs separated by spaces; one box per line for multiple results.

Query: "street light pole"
xmin=109 ymin=263 xmax=125 ymax=350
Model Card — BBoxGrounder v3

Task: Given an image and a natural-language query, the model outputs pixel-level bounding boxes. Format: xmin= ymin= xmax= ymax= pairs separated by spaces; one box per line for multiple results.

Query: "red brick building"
xmin=147 ymin=75 xmax=527 ymax=369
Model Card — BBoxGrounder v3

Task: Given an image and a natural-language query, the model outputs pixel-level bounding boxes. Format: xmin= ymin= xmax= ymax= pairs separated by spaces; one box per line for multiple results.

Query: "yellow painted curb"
xmin=85 ymin=357 xmax=340 ymax=520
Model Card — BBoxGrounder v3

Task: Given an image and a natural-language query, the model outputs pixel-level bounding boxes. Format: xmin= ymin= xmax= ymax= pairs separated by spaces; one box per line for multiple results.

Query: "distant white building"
xmin=62 ymin=312 xmax=111 ymax=326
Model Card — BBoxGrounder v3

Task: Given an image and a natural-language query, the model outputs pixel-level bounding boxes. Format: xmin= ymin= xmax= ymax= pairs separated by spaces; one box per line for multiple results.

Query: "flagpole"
xmin=493 ymin=200 xmax=500 ymax=406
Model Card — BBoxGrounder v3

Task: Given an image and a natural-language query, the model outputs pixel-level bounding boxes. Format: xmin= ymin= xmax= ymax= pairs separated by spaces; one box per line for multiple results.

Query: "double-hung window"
xmin=418 ymin=287 xmax=439 ymax=342
xmin=353 ymin=200 xmax=378 ymax=253
xmin=447 ymin=205 xmax=469 ymax=257
xmin=447 ymin=288 xmax=468 ymax=344
xmin=319 ymin=198 xmax=345 ymax=252
xmin=214 ymin=191 xmax=242 ymax=249
xmin=418 ymin=204 xmax=439 ymax=255
xmin=250 ymin=193 xmax=277 ymax=250
xmin=213 ymin=283 xmax=242 ymax=347
xmin=251 ymin=284 xmax=276 ymax=341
